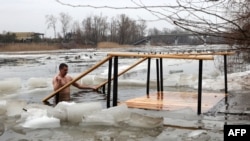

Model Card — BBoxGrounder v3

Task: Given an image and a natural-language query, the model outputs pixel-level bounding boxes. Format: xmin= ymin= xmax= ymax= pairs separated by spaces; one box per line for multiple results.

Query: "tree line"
xmin=46 ymin=12 xmax=225 ymax=46
xmin=45 ymin=13 xmax=148 ymax=45
xmin=0 ymin=11 xmax=232 ymax=46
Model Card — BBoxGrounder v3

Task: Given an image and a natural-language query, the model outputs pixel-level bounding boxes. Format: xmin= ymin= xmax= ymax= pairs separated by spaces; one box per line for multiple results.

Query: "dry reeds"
xmin=0 ymin=43 xmax=60 ymax=52
xmin=97 ymin=42 xmax=130 ymax=48
xmin=0 ymin=42 xmax=131 ymax=52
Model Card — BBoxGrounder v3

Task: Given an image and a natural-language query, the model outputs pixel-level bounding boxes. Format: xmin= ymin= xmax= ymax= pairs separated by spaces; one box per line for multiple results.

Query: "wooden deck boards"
xmin=125 ymin=91 xmax=225 ymax=112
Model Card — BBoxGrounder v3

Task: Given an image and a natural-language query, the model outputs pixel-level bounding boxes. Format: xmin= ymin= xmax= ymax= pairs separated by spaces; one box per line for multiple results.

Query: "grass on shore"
xmin=0 ymin=42 xmax=130 ymax=52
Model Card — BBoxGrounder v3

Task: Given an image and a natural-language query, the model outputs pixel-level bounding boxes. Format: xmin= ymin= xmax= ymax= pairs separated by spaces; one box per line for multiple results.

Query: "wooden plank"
xmin=95 ymin=57 xmax=148 ymax=89
xmin=42 ymin=55 xmax=112 ymax=102
xmin=180 ymin=51 xmax=235 ymax=55
xmin=125 ymin=91 xmax=225 ymax=112
xmin=108 ymin=52 xmax=214 ymax=60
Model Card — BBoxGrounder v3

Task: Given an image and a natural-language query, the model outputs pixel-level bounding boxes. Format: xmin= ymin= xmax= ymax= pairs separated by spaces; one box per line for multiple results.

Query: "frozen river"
xmin=0 ymin=44 xmax=250 ymax=140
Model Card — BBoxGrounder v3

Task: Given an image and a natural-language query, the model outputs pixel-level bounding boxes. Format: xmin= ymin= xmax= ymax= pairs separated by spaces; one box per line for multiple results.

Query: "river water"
xmin=0 ymin=44 xmax=250 ymax=140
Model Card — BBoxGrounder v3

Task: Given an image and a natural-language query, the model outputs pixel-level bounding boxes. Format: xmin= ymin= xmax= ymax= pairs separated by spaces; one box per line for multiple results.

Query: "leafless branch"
xmin=55 ymin=0 xmax=178 ymax=9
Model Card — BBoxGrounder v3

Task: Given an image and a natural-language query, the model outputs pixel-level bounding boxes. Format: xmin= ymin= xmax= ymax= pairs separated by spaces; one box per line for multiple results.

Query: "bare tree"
xmin=72 ymin=21 xmax=83 ymax=44
xmin=45 ymin=14 xmax=57 ymax=38
xmin=82 ymin=15 xmax=108 ymax=45
xmin=55 ymin=0 xmax=250 ymax=48
xmin=137 ymin=0 xmax=250 ymax=48
xmin=137 ymin=20 xmax=147 ymax=37
xmin=116 ymin=14 xmax=144 ymax=44
xmin=59 ymin=12 xmax=72 ymax=39
xmin=79 ymin=14 xmax=147 ymax=45
xmin=92 ymin=14 xmax=109 ymax=44
xmin=109 ymin=17 xmax=118 ymax=42
xmin=226 ymin=0 xmax=250 ymax=47
xmin=82 ymin=16 xmax=93 ymax=44
xmin=117 ymin=14 xmax=130 ymax=44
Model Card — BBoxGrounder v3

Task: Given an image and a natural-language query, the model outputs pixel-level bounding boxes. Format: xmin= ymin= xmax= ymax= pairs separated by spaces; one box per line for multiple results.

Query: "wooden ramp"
xmin=125 ymin=91 xmax=225 ymax=113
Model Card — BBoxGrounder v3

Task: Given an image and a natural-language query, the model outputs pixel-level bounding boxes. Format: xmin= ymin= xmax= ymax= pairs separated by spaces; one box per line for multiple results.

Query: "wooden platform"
xmin=125 ymin=91 xmax=225 ymax=113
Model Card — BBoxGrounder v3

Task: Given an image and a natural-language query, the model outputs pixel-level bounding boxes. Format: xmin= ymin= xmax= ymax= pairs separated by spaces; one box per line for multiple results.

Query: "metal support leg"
xmin=197 ymin=60 xmax=203 ymax=115
xmin=224 ymin=55 xmax=229 ymax=125
xmin=113 ymin=56 xmax=118 ymax=106
xmin=160 ymin=58 xmax=163 ymax=99
xmin=146 ymin=58 xmax=151 ymax=98
xmin=224 ymin=55 xmax=228 ymax=94
xmin=156 ymin=59 xmax=160 ymax=99
xmin=107 ymin=58 xmax=112 ymax=108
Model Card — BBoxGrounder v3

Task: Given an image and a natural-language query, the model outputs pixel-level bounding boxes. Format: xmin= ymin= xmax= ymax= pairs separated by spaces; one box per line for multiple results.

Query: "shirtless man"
xmin=52 ymin=63 xmax=96 ymax=104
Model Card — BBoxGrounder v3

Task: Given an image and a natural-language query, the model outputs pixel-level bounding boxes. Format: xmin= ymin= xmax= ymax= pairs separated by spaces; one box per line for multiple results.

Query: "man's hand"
xmin=91 ymin=86 xmax=98 ymax=91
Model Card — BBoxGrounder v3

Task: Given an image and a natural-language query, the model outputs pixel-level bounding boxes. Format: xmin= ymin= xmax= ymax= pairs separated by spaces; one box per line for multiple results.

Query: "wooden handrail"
xmin=178 ymin=51 xmax=235 ymax=55
xmin=107 ymin=52 xmax=215 ymax=60
xmin=95 ymin=57 xmax=148 ymax=89
xmin=42 ymin=55 xmax=112 ymax=102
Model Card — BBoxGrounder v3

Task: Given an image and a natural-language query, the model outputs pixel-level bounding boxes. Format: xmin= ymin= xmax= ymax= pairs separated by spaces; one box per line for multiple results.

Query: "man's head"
xmin=59 ymin=63 xmax=68 ymax=76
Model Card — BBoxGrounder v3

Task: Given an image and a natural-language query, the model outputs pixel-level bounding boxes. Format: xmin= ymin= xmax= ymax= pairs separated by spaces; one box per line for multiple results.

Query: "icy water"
xmin=0 ymin=44 xmax=250 ymax=141
xmin=0 ymin=45 xmax=220 ymax=104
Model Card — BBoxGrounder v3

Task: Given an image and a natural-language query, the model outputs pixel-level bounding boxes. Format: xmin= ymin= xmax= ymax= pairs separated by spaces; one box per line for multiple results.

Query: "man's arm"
xmin=72 ymin=82 xmax=97 ymax=91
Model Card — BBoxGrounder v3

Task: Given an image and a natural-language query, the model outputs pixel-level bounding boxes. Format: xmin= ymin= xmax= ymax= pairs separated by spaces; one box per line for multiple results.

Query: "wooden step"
xmin=125 ymin=91 xmax=225 ymax=112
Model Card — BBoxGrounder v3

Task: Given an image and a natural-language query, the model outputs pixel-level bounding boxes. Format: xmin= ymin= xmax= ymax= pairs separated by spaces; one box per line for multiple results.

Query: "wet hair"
xmin=59 ymin=63 xmax=68 ymax=70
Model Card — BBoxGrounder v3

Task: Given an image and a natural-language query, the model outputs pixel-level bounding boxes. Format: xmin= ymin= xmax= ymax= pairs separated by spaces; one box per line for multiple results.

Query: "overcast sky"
xmin=0 ymin=0 xmax=177 ymax=38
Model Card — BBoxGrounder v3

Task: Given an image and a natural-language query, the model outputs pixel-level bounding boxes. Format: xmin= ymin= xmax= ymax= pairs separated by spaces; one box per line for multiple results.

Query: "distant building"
xmin=11 ymin=32 xmax=44 ymax=41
